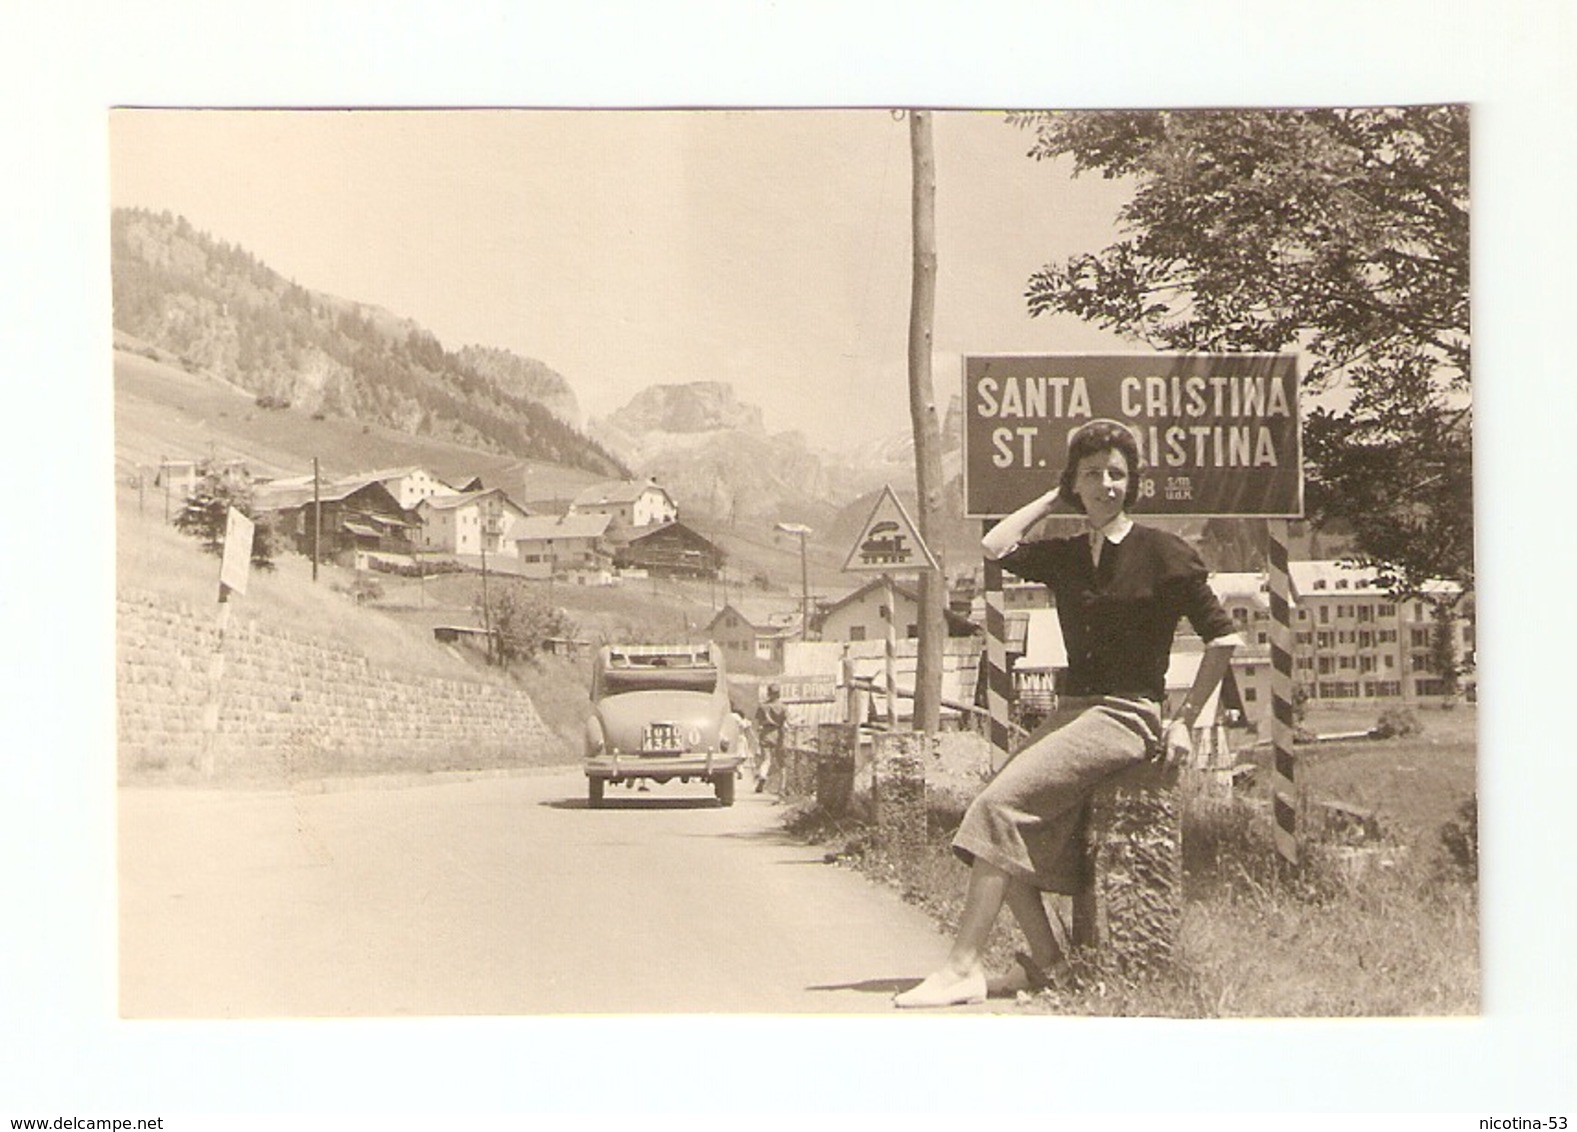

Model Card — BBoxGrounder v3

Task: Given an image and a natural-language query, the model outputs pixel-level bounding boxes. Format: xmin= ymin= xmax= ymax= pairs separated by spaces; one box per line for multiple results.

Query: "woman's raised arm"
xmin=981 ymin=487 xmax=1061 ymax=560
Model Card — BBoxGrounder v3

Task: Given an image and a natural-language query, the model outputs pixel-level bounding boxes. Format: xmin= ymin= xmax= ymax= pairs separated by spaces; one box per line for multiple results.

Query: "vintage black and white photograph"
xmin=110 ymin=105 xmax=1478 ymax=1019
xmin=4 ymin=0 xmax=1576 ymax=1121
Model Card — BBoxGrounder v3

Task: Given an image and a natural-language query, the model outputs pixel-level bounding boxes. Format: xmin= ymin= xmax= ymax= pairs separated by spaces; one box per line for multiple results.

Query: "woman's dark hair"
xmin=1057 ymin=419 xmax=1143 ymax=513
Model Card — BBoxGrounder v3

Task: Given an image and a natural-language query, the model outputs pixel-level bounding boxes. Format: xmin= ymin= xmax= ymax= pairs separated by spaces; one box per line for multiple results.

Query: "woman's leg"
xmin=1005 ymin=879 xmax=1064 ymax=974
xmin=897 ymin=705 xmax=1151 ymax=1007
xmin=892 ymin=859 xmax=1009 ymax=1007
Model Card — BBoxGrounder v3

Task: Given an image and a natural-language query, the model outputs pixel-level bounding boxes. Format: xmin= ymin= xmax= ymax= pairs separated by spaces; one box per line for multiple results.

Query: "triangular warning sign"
xmin=841 ymin=484 xmax=940 ymax=574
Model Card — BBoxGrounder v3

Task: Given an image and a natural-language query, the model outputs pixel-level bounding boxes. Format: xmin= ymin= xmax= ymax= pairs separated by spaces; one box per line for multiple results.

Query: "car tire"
xmin=588 ymin=777 xmax=605 ymax=808
xmin=714 ymin=772 xmax=735 ymax=807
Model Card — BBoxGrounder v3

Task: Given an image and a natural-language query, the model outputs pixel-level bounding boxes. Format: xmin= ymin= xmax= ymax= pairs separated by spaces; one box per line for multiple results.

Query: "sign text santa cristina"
xmin=962 ymin=353 xmax=1303 ymax=519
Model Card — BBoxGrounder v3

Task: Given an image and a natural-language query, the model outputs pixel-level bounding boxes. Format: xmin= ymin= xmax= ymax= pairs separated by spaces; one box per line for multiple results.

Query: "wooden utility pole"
xmin=906 ymin=108 xmax=945 ymax=732
xmin=797 ymin=527 xmax=810 ymax=640
xmin=776 ymin=521 xmax=813 ymax=641
xmin=480 ymin=539 xmax=494 ymax=664
xmin=311 ymin=457 xmax=321 ymax=582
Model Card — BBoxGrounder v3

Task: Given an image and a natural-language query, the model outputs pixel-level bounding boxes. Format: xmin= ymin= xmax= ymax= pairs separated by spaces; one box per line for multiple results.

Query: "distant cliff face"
xmin=590 ymin=384 xmax=810 ymax=525
xmin=455 ymin=345 xmax=582 ymax=428
xmin=588 ymin=381 xmax=960 ymax=528
xmin=605 ymin=382 xmax=764 ymax=435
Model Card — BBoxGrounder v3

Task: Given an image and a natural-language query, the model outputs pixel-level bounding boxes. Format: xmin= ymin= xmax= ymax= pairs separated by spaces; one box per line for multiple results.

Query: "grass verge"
xmin=784 ymin=722 xmax=1479 ymax=1017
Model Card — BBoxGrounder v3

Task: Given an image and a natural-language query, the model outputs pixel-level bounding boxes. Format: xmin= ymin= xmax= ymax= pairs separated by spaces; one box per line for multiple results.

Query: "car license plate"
xmin=643 ymin=723 xmax=683 ymax=752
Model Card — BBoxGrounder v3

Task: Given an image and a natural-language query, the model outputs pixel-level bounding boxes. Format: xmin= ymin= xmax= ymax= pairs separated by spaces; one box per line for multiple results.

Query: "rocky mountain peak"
xmin=605 ymin=382 xmax=764 ymax=435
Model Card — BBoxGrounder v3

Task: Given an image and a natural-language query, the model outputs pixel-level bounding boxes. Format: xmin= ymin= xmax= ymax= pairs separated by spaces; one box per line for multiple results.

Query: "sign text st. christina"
xmin=962 ymin=353 xmax=1303 ymax=519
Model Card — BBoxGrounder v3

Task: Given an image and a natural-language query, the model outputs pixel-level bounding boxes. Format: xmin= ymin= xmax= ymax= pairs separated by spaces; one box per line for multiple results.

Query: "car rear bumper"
xmin=585 ymin=752 xmax=743 ymax=780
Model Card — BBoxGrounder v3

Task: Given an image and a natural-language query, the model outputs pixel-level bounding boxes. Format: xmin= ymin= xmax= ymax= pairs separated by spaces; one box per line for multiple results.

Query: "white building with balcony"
xmin=415 ymin=489 xmax=530 ymax=556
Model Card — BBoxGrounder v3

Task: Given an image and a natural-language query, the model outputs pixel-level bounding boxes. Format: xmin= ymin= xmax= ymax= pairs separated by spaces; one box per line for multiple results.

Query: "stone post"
xmin=780 ymin=723 xmax=819 ymax=800
xmin=1071 ymin=760 xmax=1183 ymax=976
xmin=815 ymin=722 xmax=857 ymax=817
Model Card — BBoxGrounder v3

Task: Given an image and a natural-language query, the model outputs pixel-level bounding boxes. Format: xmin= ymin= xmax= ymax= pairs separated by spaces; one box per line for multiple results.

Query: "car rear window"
xmin=601 ymin=666 xmax=719 ymax=695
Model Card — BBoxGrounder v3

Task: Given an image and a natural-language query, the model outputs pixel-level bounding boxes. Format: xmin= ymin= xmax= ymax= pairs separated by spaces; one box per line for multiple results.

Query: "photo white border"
xmin=4 ymin=0 xmax=1574 ymax=1117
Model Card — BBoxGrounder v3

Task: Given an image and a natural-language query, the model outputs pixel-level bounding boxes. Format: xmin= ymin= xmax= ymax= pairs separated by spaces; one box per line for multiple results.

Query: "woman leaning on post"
xmin=893 ymin=418 xmax=1242 ymax=1008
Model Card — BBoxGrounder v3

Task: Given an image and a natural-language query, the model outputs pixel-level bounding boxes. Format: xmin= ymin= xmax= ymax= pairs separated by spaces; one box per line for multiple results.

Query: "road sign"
xmin=842 ymin=485 xmax=939 ymax=574
xmin=776 ymin=676 xmax=837 ymax=704
xmin=962 ymin=353 xmax=1303 ymax=519
xmin=219 ymin=507 xmax=255 ymax=596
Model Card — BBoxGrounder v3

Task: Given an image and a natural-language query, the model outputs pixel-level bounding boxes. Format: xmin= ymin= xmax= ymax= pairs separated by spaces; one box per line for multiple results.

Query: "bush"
xmin=1438 ymin=795 xmax=1477 ymax=881
xmin=1371 ymin=707 xmax=1422 ymax=740
xmin=478 ymin=581 xmax=576 ymax=667
xmin=172 ymin=458 xmax=279 ymax=570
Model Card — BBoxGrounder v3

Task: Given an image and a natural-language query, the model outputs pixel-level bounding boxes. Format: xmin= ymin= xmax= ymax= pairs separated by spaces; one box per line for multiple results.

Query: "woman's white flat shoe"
xmin=892 ymin=969 xmax=987 ymax=1009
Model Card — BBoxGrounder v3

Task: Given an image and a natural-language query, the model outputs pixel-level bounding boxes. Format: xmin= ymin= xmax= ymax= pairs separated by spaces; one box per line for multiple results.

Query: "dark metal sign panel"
xmin=962 ymin=353 xmax=1303 ymax=519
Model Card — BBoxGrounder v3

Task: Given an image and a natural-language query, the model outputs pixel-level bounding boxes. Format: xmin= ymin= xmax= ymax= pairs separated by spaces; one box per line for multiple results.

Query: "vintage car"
xmin=583 ymin=642 xmax=743 ymax=807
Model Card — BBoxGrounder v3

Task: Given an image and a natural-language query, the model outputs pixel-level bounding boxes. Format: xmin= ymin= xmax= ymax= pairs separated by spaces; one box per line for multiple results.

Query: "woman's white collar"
xmin=1088 ymin=514 xmax=1134 ymax=545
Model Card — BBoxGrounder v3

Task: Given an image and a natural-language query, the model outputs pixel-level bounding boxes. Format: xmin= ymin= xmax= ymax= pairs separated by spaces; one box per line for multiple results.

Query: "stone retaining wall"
xmin=117 ymin=588 xmax=556 ymax=774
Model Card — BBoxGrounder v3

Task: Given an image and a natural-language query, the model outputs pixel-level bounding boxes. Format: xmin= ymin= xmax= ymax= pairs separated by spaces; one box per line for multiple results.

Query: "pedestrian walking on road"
xmin=754 ymin=683 xmax=787 ymax=792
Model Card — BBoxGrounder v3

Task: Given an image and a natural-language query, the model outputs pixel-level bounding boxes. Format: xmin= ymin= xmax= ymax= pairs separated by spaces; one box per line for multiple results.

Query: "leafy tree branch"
xmin=1010 ymin=106 xmax=1471 ymax=599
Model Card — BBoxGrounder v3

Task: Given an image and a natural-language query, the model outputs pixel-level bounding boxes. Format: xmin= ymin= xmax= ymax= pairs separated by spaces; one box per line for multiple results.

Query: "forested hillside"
xmin=111 ymin=207 xmax=628 ymax=479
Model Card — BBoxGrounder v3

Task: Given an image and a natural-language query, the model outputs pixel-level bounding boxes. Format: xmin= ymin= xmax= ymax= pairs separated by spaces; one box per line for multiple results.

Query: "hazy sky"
xmin=110 ymin=108 xmax=1131 ymax=447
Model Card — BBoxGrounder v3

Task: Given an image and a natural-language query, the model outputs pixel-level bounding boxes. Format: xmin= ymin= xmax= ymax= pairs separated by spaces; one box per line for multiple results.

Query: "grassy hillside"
xmin=111 ymin=207 xmax=627 ymax=479
xmin=116 ymin=477 xmax=505 ymax=684
xmin=114 ymin=342 xmax=609 ymax=506
xmin=117 ymin=476 xmax=614 ymax=770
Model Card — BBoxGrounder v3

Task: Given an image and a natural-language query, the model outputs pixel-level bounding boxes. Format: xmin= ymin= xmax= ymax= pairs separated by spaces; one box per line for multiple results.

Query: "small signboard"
xmin=842 ymin=485 xmax=940 ymax=574
xmin=776 ymin=676 xmax=838 ymax=704
xmin=962 ymin=353 xmax=1303 ymax=519
xmin=219 ymin=507 xmax=255 ymax=596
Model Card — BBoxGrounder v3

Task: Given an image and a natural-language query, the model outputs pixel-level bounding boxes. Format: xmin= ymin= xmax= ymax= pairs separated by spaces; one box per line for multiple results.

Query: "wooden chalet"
xmin=611 ymin=520 xmax=723 ymax=579
xmin=252 ymin=477 xmax=420 ymax=562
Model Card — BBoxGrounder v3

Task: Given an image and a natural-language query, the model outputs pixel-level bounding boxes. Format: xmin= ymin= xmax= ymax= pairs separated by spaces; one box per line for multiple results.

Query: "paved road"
xmin=119 ymin=769 xmax=984 ymax=1017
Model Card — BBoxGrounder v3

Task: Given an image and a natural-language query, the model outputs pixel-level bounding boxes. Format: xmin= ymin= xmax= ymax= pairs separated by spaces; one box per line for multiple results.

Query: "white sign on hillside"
xmin=841 ymin=484 xmax=939 ymax=574
xmin=219 ymin=507 xmax=255 ymax=596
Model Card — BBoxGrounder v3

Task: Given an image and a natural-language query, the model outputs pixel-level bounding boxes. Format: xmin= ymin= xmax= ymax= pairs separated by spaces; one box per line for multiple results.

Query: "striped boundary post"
xmin=1267 ymin=521 xmax=1299 ymax=864
xmin=982 ymin=522 xmax=1013 ymax=773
